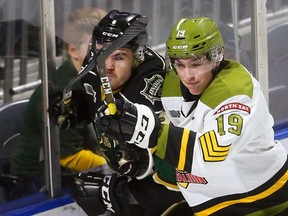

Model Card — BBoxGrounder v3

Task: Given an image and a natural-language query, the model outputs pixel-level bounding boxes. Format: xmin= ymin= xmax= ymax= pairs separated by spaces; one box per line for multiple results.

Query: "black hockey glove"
xmin=71 ymin=172 xmax=130 ymax=216
xmin=96 ymin=99 xmax=161 ymax=149
xmin=48 ymin=90 xmax=92 ymax=129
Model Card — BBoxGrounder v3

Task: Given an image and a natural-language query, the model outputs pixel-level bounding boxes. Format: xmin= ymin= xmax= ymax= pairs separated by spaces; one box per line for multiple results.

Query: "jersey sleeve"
xmin=154 ymin=123 xmax=196 ymax=170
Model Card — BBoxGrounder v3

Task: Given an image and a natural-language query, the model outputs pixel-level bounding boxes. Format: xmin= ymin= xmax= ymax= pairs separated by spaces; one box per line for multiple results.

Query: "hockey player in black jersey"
xmin=49 ymin=10 xmax=187 ymax=216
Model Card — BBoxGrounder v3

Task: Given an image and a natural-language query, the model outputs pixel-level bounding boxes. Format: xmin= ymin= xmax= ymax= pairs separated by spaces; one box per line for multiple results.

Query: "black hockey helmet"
xmin=91 ymin=10 xmax=148 ymax=62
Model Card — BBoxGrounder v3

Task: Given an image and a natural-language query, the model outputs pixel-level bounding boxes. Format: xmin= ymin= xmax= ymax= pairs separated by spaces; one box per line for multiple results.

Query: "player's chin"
xmin=107 ymin=76 xmax=116 ymax=85
xmin=188 ymin=87 xmax=202 ymax=95
xmin=110 ymin=81 xmax=123 ymax=91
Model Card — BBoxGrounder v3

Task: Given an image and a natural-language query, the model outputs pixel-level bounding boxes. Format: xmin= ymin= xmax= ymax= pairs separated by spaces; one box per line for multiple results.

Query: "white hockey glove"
xmin=96 ymin=99 xmax=160 ymax=149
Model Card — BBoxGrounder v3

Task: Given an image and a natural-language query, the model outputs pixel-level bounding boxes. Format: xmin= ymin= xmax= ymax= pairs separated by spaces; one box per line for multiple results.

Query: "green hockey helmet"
xmin=166 ymin=17 xmax=224 ymax=62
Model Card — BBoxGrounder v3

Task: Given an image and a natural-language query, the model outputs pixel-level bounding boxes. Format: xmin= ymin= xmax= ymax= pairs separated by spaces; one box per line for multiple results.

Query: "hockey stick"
xmin=95 ymin=15 xmax=148 ymax=115
xmin=57 ymin=16 xmax=148 ymax=126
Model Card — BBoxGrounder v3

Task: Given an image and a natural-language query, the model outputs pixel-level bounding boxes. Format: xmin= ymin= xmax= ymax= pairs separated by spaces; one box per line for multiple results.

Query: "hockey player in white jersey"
xmin=97 ymin=17 xmax=288 ymax=215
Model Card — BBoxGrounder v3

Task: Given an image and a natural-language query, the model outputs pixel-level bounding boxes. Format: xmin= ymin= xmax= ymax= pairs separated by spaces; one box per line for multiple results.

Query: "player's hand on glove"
xmin=96 ymin=99 xmax=161 ymax=149
xmin=71 ymin=172 xmax=130 ymax=216
xmin=48 ymin=90 xmax=92 ymax=129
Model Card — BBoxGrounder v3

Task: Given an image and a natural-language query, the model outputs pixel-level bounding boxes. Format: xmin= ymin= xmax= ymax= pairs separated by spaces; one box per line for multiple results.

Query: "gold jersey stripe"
xmin=196 ymin=171 xmax=288 ymax=216
xmin=209 ymin=131 xmax=230 ymax=152
xmin=177 ymin=128 xmax=190 ymax=170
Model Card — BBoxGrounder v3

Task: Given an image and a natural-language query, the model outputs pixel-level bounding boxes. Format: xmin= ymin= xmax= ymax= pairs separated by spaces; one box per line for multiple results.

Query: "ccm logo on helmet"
xmin=102 ymin=32 xmax=119 ymax=38
xmin=173 ymin=45 xmax=188 ymax=49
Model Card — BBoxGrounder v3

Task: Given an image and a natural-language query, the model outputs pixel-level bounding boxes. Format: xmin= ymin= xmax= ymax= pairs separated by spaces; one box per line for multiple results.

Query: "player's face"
xmin=96 ymin=43 xmax=134 ymax=90
xmin=173 ymin=56 xmax=215 ymax=95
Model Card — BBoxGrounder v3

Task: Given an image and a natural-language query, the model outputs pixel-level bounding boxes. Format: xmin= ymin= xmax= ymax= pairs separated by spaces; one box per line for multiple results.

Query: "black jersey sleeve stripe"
xmin=163 ymin=124 xmax=183 ymax=167
xmin=183 ymin=129 xmax=196 ymax=172
xmin=177 ymin=128 xmax=190 ymax=170
xmin=156 ymin=124 xmax=196 ymax=170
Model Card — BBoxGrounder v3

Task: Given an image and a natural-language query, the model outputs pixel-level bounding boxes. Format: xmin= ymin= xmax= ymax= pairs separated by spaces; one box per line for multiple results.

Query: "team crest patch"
xmin=140 ymin=74 xmax=164 ymax=105
xmin=176 ymin=169 xmax=208 ymax=189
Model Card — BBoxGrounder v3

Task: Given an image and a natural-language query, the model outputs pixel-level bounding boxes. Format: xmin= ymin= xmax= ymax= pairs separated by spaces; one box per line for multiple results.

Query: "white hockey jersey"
xmin=153 ymin=60 xmax=288 ymax=215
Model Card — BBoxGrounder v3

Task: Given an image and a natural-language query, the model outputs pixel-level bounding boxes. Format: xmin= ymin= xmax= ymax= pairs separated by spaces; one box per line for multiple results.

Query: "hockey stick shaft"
xmin=62 ymin=55 xmax=97 ymax=106
xmin=61 ymin=16 xmax=148 ymax=115
xmin=96 ymin=16 xmax=148 ymax=115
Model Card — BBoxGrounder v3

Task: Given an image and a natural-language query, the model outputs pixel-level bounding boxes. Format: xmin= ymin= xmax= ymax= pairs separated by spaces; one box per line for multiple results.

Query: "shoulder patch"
xmin=214 ymin=102 xmax=251 ymax=115
xmin=140 ymin=74 xmax=164 ymax=105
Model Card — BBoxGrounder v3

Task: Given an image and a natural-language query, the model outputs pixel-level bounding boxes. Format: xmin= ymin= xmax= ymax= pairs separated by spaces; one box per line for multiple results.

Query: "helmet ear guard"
xmin=206 ymin=44 xmax=224 ymax=62
xmin=130 ymin=30 xmax=148 ymax=62
xmin=133 ymin=45 xmax=146 ymax=62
